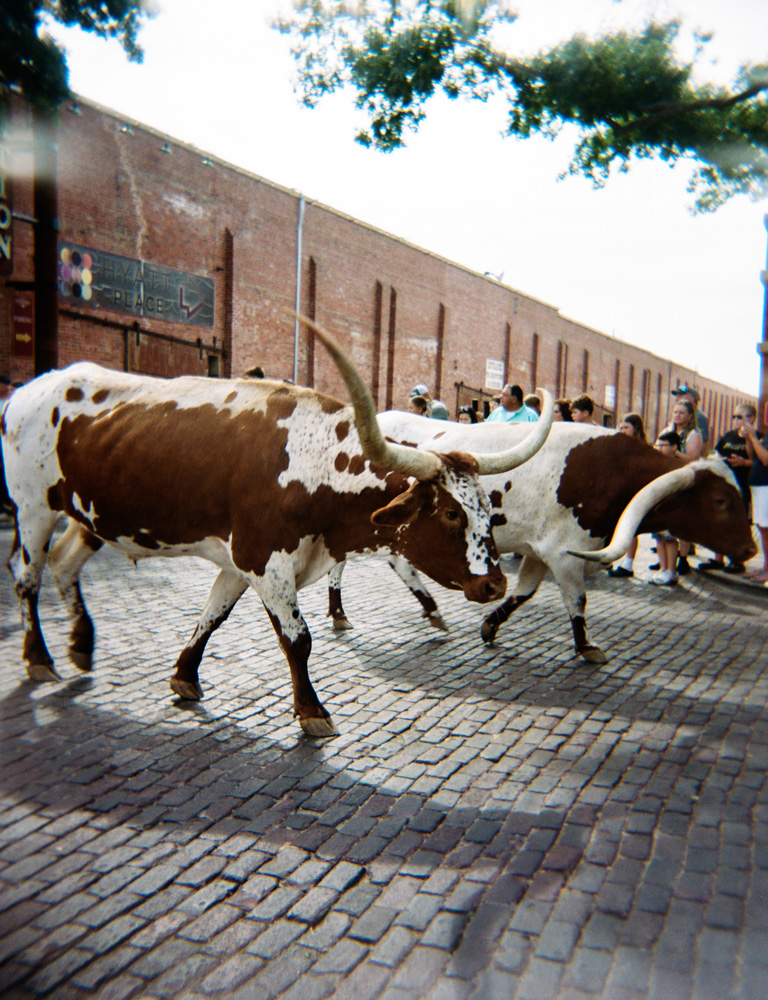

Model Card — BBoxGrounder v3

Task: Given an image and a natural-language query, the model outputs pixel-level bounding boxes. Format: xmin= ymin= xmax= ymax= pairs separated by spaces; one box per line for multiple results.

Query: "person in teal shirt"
xmin=487 ymin=384 xmax=538 ymax=422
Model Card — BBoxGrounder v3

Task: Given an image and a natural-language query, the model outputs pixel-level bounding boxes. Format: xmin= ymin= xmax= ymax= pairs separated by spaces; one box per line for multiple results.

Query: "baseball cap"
xmin=411 ymin=383 xmax=429 ymax=397
xmin=671 ymin=383 xmax=700 ymax=402
xmin=431 ymin=401 xmax=449 ymax=420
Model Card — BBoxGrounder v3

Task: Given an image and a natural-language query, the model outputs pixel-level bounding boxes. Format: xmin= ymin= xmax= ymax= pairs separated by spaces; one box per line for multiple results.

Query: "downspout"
xmin=293 ymin=193 xmax=305 ymax=384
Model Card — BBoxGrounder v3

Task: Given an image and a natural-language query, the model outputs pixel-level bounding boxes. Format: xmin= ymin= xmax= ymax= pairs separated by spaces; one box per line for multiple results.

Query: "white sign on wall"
xmin=485 ymin=358 xmax=504 ymax=391
xmin=604 ymin=385 xmax=616 ymax=409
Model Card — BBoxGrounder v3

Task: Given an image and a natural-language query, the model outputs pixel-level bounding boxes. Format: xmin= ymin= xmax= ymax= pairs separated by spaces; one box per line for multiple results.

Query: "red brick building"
xmin=0 ymin=95 xmax=757 ymax=443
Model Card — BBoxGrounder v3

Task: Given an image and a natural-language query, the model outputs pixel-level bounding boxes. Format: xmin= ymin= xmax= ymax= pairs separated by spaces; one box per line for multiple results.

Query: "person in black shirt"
xmin=698 ymin=403 xmax=755 ymax=574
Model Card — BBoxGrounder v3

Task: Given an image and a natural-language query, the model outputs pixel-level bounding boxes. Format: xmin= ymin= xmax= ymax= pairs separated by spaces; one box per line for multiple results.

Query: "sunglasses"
xmin=733 ymin=414 xmax=746 ymax=419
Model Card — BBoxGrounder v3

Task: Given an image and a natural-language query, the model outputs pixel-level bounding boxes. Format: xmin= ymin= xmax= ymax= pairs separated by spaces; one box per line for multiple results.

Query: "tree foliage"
xmin=275 ymin=0 xmax=768 ymax=211
xmin=1 ymin=1 xmax=152 ymax=116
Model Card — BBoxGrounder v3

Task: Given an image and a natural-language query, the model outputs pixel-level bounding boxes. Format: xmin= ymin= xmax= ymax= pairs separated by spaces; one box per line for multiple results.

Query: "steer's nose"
xmin=464 ymin=571 xmax=507 ymax=604
xmin=742 ymin=539 xmax=759 ymax=561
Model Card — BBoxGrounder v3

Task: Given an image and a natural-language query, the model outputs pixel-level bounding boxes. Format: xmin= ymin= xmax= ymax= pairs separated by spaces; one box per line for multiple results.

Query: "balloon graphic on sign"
xmin=59 ymin=246 xmax=93 ymax=301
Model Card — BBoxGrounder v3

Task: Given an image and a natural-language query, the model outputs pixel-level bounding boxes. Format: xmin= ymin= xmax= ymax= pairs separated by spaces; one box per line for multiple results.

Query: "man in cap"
xmin=671 ymin=383 xmax=709 ymax=447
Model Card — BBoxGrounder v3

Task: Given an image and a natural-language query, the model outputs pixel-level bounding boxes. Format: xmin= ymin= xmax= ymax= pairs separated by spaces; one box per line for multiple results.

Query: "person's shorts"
xmin=652 ymin=531 xmax=676 ymax=543
xmin=751 ymin=485 xmax=768 ymax=528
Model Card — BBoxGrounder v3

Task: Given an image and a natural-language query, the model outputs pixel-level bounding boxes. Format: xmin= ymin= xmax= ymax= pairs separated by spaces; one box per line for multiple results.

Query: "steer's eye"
xmin=446 ymin=509 xmax=460 ymax=521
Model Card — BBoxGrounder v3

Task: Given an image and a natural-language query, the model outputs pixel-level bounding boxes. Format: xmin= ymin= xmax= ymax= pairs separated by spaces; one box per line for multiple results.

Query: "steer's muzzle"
xmin=734 ymin=538 xmax=759 ymax=563
xmin=463 ymin=569 xmax=507 ymax=604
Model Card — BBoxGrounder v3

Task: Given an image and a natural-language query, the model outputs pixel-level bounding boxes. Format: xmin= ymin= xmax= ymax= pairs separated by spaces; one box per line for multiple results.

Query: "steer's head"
xmin=572 ymin=459 xmax=757 ymax=566
xmin=648 ymin=465 xmax=756 ymax=564
xmin=370 ymin=452 xmax=505 ymax=603
xmin=299 ymin=314 xmax=554 ymax=603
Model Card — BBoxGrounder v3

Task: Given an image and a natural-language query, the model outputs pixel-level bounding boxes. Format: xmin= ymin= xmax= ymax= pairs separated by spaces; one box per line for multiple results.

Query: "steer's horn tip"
xmin=567 ymin=548 xmax=610 ymax=564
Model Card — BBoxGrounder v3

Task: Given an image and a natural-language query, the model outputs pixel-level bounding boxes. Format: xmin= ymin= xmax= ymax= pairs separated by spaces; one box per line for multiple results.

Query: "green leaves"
xmin=276 ymin=1 xmax=768 ymax=211
xmin=1 ymin=1 xmax=153 ymax=117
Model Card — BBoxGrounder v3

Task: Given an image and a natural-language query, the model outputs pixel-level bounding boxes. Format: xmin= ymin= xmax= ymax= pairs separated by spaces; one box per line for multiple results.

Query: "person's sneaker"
xmin=608 ymin=566 xmax=633 ymax=578
xmin=697 ymin=559 xmax=725 ymax=572
xmin=648 ymin=562 xmax=660 ymax=571
xmin=651 ymin=570 xmax=678 ymax=586
xmin=724 ymin=562 xmax=746 ymax=574
xmin=676 ymin=557 xmax=691 ymax=576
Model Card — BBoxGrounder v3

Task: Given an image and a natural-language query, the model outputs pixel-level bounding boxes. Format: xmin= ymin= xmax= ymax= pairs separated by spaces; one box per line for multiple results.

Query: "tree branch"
xmin=614 ymin=79 xmax=768 ymax=134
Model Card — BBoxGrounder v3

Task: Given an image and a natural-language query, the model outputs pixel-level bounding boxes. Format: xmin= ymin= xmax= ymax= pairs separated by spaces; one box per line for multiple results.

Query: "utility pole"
xmin=32 ymin=109 xmax=59 ymax=375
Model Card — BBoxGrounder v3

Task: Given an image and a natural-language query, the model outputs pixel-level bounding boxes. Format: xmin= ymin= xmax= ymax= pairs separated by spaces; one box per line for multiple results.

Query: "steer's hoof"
xmin=425 ymin=612 xmax=449 ymax=632
xmin=170 ymin=677 xmax=204 ymax=701
xmin=331 ymin=615 xmax=353 ymax=631
xmin=69 ymin=649 xmax=93 ymax=673
xmin=581 ymin=646 xmax=608 ymax=664
xmin=26 ymin=661 xmax=61 ymax=682
xmin=480 ymin=621 xmax=498 ymax=644
xmin=300 ymin=715 xmax=338 ymax=738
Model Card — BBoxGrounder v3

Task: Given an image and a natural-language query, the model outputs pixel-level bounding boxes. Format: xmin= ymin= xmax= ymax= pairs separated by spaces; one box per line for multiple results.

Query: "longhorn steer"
xmin=331 ymin=419 xmax=756 ymax=662
xmin=1 ymin=319 xmax=552 ymax=736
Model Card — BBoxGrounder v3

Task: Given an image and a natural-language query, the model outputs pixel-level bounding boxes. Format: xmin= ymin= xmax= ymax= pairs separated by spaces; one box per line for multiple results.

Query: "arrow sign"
xmin=11 ymin=292 xmax=34 ymax=359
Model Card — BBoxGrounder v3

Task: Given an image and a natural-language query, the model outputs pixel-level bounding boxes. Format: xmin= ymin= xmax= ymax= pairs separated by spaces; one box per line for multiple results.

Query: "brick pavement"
xmin=1 ymin=520 xmax=767 ymax=1000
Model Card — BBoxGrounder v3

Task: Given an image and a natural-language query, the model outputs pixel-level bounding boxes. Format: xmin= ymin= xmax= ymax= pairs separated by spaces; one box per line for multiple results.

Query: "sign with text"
xmin=0 ymin=141 xmax=12 ymax=275
xmin=58 ymin=243 xmax=215 ymax=328
xmin=11 ymin=292 xmax=34 ymax=359
xmin=485 ymin=358 xmax=505 ymax=391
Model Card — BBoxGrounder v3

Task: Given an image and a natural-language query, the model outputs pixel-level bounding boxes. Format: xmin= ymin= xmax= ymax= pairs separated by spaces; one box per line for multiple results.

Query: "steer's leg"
xmin=48 ymin=520 xmax=104 ymax=672
xmin=549 ymin=559 xmax=608 ymax=664
xmin=7 ymin=511 xmax=60 ymax=681
xmin=481 ymin=555 xmax=548 ymax=644
xmin=170 ymin=570 xmax=248 ymax=701
xmin=259 ymin=571 xmax=335 ymax=738
xmin=389 ymin=556 xmax=448 ymax=631
xmin=327 ymin=562 xmax=353 ymax=630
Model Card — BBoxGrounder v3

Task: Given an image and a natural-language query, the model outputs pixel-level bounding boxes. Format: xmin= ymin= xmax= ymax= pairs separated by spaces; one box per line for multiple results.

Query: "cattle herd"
xmin=1 ymin=317 xmax=755 ymax=736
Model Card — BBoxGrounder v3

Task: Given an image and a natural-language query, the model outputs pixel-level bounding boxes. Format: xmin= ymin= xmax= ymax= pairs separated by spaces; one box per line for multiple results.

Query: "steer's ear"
xmin=371 ymin=489 xmax=422 ymax=527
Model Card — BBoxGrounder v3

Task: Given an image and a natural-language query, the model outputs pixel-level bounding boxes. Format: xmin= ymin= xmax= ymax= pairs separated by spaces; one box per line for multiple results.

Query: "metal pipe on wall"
xmin=293 ymin=194 xmax=305 ymax=385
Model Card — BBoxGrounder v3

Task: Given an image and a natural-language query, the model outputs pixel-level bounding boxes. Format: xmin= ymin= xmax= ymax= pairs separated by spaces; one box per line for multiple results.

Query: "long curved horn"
xmin=568 ymin=463 xmax=697 ymax=563
xmin=474 ymin=388 xmax=554 ymax=476
xmin=299 ymin=315 xmax=442 ymax=480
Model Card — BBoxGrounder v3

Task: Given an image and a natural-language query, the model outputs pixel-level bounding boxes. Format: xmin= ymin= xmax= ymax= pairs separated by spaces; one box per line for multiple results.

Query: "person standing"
xmin=608 ymin=413 xmax=648 ymax=578
xmin=570 ymin=394 xmax=598 ymax=424
xmin=487 ymin=384 xmax=538 ymax=422
xmin=554 ymin=399 xmax=573 ymax=421
xmin=649 ymin=430 xmax=684 ymax=586
xmin=671 ymin=384 xmax=709 ymax=448
xmin=410 ymin=384 xmax=432 ymax=416
xmin=698 ymin=403 xmax=755 ymax=573
xmin=739 ymin=414 xmax=768 ymax=583
xmin=457 ymin=405 xmax=479 ymax=424
xmin=408 ymin=395 xmax=429 ymax=415
xmin=524 ymin=394 xmax=541 ymax=416
xmin=662 ymin=398 xmax=703 ymax=576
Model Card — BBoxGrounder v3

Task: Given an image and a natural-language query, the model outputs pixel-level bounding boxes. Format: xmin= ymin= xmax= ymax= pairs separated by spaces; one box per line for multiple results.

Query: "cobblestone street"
xmin=1 ymin=520 xmax=768 ymax=1000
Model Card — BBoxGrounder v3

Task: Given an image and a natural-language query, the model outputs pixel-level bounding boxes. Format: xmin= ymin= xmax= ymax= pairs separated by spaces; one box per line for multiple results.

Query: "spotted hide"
xmin=330 ymin=418 xmax=756 ymax=663
xmin=1 ymin=322 xmax=551 ymax=736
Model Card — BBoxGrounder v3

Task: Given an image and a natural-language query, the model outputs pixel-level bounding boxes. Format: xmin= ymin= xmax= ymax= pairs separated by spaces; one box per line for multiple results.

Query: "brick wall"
xmin=0 ymin=95 xmax=757 ymax=444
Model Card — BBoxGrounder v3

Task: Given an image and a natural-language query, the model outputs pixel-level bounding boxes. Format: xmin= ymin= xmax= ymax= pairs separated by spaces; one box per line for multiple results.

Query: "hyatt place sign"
xmin=58 ymin=242 xmax=215 ymax=328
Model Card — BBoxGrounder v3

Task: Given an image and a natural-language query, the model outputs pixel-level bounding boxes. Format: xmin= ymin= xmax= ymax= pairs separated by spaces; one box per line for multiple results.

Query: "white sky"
xmin=44 ymin=0 xmax=768 ymax=395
